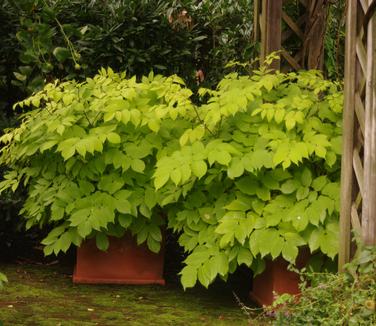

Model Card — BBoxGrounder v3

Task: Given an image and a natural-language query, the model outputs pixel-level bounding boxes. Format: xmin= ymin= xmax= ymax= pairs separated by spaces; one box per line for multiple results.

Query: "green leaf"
xmin=320 ymin=230 xmax=339 ymax=259
xmin=116 ymin=199 xmax=132 ymax=214
xmin=292 ymin=213 xmax=309 ymax=232
xmin=251 ymin=200 xmax=265 ymax=215
xmin=148 ymin=119 xmax=160 ymax=132
xmin=148 ymin=225 xmax=162 ymax=242
xmin=273 ymin=143 xmax=289 ymax=166
xmin=237 ymin=248 xmax=253 ymax=267
xmin=235 ymin=177 xmax=259 ymax=195
xmin=96 ymin=233 xmax=109 ymax=251
xmin=261 ymin=174 xmax=279 ymax=190
xmin=281 ymin=179 xmax=299 ymax=194
xmin=296 ymin=187 xmax=309 ymax=200
xmin=154 ymin=172 xmax=170 ymax=190
xmin=325 ymin=151 xmax=337 ymax=167
xmin=308 ymin=229 xmax=320 ymax=252
xmin=219 ymin=232 xmax=234 ymax=248
xmin=215 ymin=252 xmax=229 ymax=277
xmin=191 ymin=160 xmax=207 ymax=179
xmin=225 ymin=199 xmax=251 ymax=211
xmin=170 ymin=169 xmax=182 ymax=185
xmin=0 ymin=272 xmax=8 ymax=285
xmin=40 ymin=140 xmax=58 ymax=152
xmin=227 ymin=158 xmax=244 ymax=179
xmin=145 ymin=189 xmax=157 ymax=210
xmin=251 ymin=150 xmax=273 ymax=170
xmin=300 ymin=168 xmax=312 ymax=187
xmin=53 ymin=47 xmax=71 ymax=62
xmin=107 ymin=132 xmax=121 ymax=144
xmin=282 ymin=242 xmax=298 ymax=263
xmin=215 ymin=151 xmax=232 ymax=166
xmin=252 ymin=258 xmax=266 ymax=277
xmin=98 ymin=175 xmax=125 ymax=194
xmin=265 ymin=213 xmax=282 ymax=227
xmin=14 ymin=71 xmax=27 ymax=81
xmin=77 ymin=221 xmax=92 ymax=238
xmin=234 ymin=225 xmax=248 ymax=244
xmin=306 ymin=201 xmax=326 ymax=226
xmin=269 ymin=236 xmax=284 ymax=259
xmin=70 ymin=208 xmax=91 ymax=227
xmin=139 ymin=203 xmax=151 ymax=218
xmin=181 ymin=265 xmax=197 ymax=290
xmin=147 ymin=236 xmax=161 ymax=253
xmin=321 ymin=182 xmax=340 ymax=200
xmin=312 ymin=176 xmax=328 ymax=191
xmin=131 ymin=159 xmax=145 ymax=173
xmin=51 ymin=204 xmax=65 ymax=221
xmin=118 ymin=214 xmax=132 ymax=228
xmin=256 ymin=187 xmax=270 ymax=201
xmin=136 ymin=228 xmax=148 ymax=245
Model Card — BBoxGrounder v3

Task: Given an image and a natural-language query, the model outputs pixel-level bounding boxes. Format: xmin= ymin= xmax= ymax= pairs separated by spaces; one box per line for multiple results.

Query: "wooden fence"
xmin=339 ymin=0 xmax=376 ymax=269
xmin=253 ymin=0 xmax=329 ymax=71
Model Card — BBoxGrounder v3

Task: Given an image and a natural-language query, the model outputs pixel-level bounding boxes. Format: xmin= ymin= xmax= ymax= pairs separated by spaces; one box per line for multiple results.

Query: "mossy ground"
xmin=0 ymin=263 xmax=259 ymax=326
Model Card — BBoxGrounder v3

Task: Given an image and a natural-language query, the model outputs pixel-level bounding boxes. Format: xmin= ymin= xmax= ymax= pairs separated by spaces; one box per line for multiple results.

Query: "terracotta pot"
xmin=250 ymin=249 xmax=309 ymax=307
xmin=73 ymin=235 xmax=165 ymax=285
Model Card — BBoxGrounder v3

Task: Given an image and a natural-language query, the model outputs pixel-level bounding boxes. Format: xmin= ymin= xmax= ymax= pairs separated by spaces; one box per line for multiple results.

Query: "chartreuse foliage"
xmin=0 ymin=272 xmax=7 ymax=288
xmin=155 ymin=69 xmax=343 ymax=289
xmin=0 ymin=66 xmax=343 ymax=291
xmin=0 ymin=68 xmax=195 ymax=255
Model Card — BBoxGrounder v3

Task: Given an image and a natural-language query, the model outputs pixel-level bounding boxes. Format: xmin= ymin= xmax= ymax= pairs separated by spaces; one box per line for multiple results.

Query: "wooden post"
xmin=253 ymin=0 xmax=261 ymax=44
xmin=260 ymin=0 xmax=282 ymax=70
xmin=362 ymin=11 xmax=376 ymax=245
xmin=339 ymin=0 xmax=357 ymax=271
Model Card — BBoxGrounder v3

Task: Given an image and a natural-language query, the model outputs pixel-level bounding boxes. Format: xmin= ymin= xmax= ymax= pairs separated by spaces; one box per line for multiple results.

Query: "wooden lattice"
xmin=339 ymin=0 xmax=376 ymax=270
xmin=254 ymin=0 xmax=329 ymax=71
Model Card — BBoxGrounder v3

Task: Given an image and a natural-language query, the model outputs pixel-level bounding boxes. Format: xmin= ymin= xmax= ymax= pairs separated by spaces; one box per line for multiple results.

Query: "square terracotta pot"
xmin=250 ymin=249 xmax=309 ymax=306
xmin=73 ymin=235 xmax=165 ymax=285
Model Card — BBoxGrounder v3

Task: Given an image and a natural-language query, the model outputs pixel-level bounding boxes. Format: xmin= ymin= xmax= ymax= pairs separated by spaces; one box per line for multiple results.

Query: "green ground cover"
xmin=0 ymin=263 xmax=253 ymax=326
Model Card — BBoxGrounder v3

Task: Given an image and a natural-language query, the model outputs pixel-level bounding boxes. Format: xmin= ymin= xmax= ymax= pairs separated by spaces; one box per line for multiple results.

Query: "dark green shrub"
xmin=3 ymin=0 xmax=254 ymax=98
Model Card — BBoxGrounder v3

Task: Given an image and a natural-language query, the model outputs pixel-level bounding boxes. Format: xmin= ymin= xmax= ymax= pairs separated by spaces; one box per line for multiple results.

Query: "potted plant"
xmin=0 ymin=63 xmax=343 ymax=299
xmin=155 ymin=65 xmax=342 ymax=305
xmin=0 ymin=68 xmax=195 ymax=284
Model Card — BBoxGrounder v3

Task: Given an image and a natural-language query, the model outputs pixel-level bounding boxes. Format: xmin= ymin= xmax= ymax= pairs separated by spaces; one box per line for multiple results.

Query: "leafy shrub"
xmin=271 ymin=244 xmax=376 ymax=325
xmin=0 ymin=68 xmax=195 ymax=254
xmin=155 ymin=65 xmax=343 ymax=288
xmin=0 ymin=65 xmax=343 ymax=289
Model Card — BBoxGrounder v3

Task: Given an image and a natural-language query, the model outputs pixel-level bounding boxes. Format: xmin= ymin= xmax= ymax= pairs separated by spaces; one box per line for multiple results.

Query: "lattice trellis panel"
xmin=339 ymin=0 xmax=376 ymax=270
xmin=254 ymin=0 xmax=329 ymax=71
